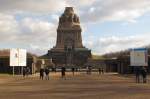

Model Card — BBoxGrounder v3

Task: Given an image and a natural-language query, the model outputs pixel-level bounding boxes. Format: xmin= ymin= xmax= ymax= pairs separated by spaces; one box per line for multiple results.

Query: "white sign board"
xmin=130 ymin=48 xmax=148 ymax=66
xmin=19 ymin=49 xmax=27 ymax=66
xmin=10 ymin=49 xmax=27 ymax=66
xmin=10 ymin=49 xmax=19 ymax=66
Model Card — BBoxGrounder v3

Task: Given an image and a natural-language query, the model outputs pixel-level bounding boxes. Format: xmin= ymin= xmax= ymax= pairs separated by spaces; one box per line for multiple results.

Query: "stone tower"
xmin=56 ymin=7 xmax=83 ymax=49
xmin=48 ymin=7 xmax=91 ymax=67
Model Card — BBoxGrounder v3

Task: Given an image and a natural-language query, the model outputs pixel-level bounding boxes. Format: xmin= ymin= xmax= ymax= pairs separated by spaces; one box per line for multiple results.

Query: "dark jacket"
xmin=45 ymin=68 xmax=50 ymax=75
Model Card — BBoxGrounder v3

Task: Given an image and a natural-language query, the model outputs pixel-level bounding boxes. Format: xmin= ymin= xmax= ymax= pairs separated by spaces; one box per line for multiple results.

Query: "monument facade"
xmin=48 ymin=7 xmax=91 ymax=66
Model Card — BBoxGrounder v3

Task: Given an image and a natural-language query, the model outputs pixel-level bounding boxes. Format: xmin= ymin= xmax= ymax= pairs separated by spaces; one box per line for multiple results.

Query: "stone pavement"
xmin=0 ymin=72 xmax=150 ymax=99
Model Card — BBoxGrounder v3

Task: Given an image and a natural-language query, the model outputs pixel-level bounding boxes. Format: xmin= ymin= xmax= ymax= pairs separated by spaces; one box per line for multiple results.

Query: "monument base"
xmin=48 ymin=47 xmax=91 ymax=66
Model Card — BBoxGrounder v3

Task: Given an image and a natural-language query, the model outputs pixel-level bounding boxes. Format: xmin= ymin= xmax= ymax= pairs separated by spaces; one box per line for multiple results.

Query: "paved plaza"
xmin=0 ymin=72 xmax=150 ymax=99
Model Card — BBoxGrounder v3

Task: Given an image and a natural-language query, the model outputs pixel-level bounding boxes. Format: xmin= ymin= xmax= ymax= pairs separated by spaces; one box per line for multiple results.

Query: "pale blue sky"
xmin=0 ymin=0 xmax=150 ymax=55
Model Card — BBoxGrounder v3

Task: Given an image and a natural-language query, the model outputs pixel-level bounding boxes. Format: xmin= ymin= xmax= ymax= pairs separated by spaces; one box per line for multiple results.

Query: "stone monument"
xmin=48 ymin=7 xmax=91 ymax=66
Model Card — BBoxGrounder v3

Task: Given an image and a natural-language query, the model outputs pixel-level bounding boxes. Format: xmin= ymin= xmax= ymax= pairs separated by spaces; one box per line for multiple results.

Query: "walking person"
xmin=135 ymin=67 xmax=140 ymax=83
xmin=141 ymin=67 xmax=147 ymax=83
xmin=98 ymin=68 xmax=102 ymax=75
xmin=72 ymin=67 xmax=75 ymax=76
xmin=45 ymin=67 xmax=50 ymax=80
xmin=23 ymin=67 xmax=27 ymax=78
xmin=40 ymin=68 xmax=44 ymax=80
xmin=61 ymin=66 xmax=66 ymax=79
xmin=26 ymin=67 xmax=30 ymax=77
xmin=101 ymin=68 xmax=104 ymax=74
xmin=89 ymin=66 xmax=92 ymax=75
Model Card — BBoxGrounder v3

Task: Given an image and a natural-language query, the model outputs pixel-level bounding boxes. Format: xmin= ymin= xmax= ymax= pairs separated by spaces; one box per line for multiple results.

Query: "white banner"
xmin=10 ymin=49 xmax=27 ymax=66
xmin=130 ymin=48 xmax=148 ymax=66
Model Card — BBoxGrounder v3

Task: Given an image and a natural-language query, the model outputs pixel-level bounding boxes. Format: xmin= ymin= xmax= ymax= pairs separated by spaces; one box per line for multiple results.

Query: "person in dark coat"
xmin=98 ymin=68 xmax=102 ymax=75
xmin=23 ymin=67 xmax=27 ymax=78
xmin=89 ymin=66 xmax=92 ymax=75
xmin=72 ymin=67 xmax=75 ymax=76
xmin=45 ymin=67 xmax=50 ymax=80
xmin=135 ymin=67 xmax=140 ymax=83
xmin=141 ymin=67 xmax=147 ymax=83
xmin=101 ymin=68 xmax=104 ymax=74
xmin=40 ymin=68 xmax=44 ymax=80
xmin=61 ymin=66 xmax=66 ymax=79
xmin=26 ymin=67 xmax=30 ymax=77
